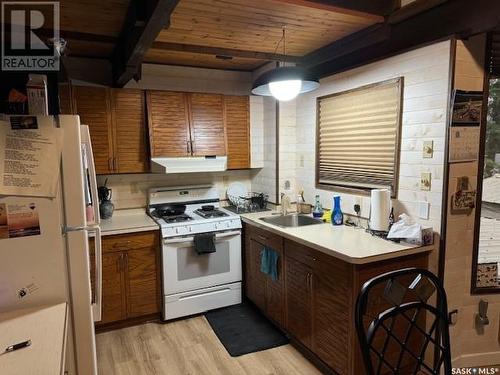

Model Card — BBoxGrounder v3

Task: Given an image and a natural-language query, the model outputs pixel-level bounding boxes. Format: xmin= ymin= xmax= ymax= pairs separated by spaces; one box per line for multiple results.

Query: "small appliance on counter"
xmin=98 ymin=180 xmax=114 ymax=219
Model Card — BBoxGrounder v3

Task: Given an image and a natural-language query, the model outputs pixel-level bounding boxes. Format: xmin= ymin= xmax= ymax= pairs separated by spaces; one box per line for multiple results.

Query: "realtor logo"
xmin=1 ymin=1 xmax=60 ymax=71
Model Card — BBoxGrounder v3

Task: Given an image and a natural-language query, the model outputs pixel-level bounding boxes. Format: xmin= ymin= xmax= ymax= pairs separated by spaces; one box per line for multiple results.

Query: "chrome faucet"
xmin=281 ymin=193 xmax=292 ymax=216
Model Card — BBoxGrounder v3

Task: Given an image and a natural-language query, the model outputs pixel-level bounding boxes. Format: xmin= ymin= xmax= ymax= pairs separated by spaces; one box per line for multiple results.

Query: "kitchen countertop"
xmin=240 ymin=211 xmax=434 ymax=265
xmin=100 ymin=208 xmax=159 ymax=236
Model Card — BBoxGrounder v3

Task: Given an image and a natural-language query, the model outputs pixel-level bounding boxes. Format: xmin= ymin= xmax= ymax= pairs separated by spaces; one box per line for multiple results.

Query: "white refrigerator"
xmin=0 ymin=115 xmax=102 ymax=374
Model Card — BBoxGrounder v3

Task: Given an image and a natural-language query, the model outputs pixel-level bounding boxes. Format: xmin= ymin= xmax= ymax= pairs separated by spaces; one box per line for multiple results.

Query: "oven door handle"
xmin=163 ymin=230 xmax=241 ymax=245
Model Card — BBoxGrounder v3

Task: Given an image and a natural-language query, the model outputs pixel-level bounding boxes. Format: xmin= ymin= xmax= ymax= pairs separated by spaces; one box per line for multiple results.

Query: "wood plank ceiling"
xmin=59 ymin=0 xmax=381 ymax=71
xmin=145 ymin=0 xmax=379 ymax=69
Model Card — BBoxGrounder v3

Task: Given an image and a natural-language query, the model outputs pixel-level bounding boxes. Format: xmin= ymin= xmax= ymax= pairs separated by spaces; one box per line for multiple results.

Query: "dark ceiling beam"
xmin=272 ymin=0 xmax=397 ymax=18
xmin=387 ymin=0 xmax=447 ymax=24
xmin=301 ymin=24 xmax=390 ymax=68
xmin=305 ymin=0 xmax=500 ymax=79
xmin=112 ymin=0 xmax=180 ymax=87
xmin=151 ymin=41 xmax=302 ymax=63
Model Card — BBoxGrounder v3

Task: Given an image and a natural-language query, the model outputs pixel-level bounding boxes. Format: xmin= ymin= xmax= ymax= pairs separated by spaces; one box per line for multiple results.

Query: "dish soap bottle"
xmin=312 ymin=195 xmax=323 ymax=218
xmin=332 ymin=196 xmax=343 ymax=225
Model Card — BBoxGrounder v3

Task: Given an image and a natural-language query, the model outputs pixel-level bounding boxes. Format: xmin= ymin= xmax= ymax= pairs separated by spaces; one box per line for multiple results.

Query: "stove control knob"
xmin=188 ymin=226 xmax=192 ymax=232
xmin=175 ymin=228 xmax=179 ymax=234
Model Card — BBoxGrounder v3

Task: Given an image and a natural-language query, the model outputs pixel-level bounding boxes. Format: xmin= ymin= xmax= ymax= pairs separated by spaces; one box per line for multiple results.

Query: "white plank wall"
xmin=294 ymin=41 xmax=452 ymax=233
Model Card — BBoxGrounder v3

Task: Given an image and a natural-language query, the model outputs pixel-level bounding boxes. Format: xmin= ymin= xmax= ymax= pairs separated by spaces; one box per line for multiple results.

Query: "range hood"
xmin=151 ymin=156 xmax=227 ymax=174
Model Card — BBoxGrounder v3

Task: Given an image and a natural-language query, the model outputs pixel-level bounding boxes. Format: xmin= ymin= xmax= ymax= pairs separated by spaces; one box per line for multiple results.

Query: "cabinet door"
xmin=285 ymin=257 xmax=313 ymax=348
xmin=125 ymin=246 xmax=160 ymax=318
xmin=72 ymin=86 xmax=114 ymax=174
xmin=312 ymin=270 xmax=350 ymax=375
xmin=100 ymin=252 xmax=127 ymax=324
xmin=224 ymin=95 xmax=250 ymax=169
xmin=189 ymin=93 xmax=226 ymax=156
xmin=248 ymin=239 xmax=267 ymax=311
xmin=146 ymin=90 xmax=191 ymax=157
xmin=111 ymin=89 xmax=149 ymax=173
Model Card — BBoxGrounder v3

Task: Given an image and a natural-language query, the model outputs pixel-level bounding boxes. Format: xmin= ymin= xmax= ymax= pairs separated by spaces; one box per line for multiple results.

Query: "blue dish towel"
xmin=260 ymin=247 xmax=279 ymax=281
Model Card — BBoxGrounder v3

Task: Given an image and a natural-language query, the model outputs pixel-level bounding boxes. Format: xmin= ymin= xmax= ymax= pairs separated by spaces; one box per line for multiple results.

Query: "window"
xmin=316 ymin=78 xmax=403 ymax=196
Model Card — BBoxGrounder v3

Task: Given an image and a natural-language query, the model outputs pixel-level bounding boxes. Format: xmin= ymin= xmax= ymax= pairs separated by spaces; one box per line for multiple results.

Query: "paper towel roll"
xmin=370 ymin=189 xmax=391 ymax=232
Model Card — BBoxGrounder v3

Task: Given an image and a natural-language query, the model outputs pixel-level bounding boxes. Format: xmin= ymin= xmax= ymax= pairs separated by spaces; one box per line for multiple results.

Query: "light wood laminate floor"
xmin=96 ymin=316 xmax=322 ymax=375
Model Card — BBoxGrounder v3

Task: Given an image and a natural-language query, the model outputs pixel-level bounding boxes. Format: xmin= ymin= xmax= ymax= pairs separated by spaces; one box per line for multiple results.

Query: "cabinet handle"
xmin=190 ymin=140 xmax=194 ymax=153
xmin=258 ymin=235 xmax=268 ymax=241
xmin=113 ymin=157 xmax=117 ymax=172
xmin=307 ymin=273 xmax=312 ymax=291
xmin=187 ymin=141 xmax=190 ymax=154
xmin=108 ymin=158 xmax=113 ymax=172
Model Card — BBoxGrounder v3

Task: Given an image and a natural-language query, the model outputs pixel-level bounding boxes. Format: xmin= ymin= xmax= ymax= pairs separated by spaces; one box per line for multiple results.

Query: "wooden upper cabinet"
xmin=189 ymin=93 xmax=226 ymax=156
xmin=110 ymin=89 xmax=149 ymax=173
xmin=72 ymin=86 xmax=114 ymax=174
xmin=146 ymin=90 xmax=190 ymax=157
xmin=224 ymin=95 xmax=250 ymax=169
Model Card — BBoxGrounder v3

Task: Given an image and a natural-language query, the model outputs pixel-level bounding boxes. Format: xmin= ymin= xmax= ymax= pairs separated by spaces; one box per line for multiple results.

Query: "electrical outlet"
xmin=423 ymin=140 xmax=434 ymax=158
xmin=418 ymin=201 xmax=430 ymax=220
xmin=420 ymin=172 xmax=431 ymax=191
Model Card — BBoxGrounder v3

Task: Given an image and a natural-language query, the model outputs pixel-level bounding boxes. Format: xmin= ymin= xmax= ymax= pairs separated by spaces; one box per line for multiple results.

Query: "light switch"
xmin=418 ymin=201 xmax=430 ymax=220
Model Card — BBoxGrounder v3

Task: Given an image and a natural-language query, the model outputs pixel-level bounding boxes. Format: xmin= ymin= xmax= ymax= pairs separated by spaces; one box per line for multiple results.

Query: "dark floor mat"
xmin=204 ymin=302 xmax=289 ymax=357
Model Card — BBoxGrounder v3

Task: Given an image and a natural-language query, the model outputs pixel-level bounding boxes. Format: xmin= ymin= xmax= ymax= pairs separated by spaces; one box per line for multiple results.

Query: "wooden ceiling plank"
xmin=155 ymin=0 xmax=377 ymax=57
xmin=144 ymin=49 xmax=266 ymax=70
xmin=269 ymin=0 xmax=388 ymax=20
xmin=151 ymin=41 xmax=301 ymax=62
xmin=113 ymin=0 xmax=181 ymax=87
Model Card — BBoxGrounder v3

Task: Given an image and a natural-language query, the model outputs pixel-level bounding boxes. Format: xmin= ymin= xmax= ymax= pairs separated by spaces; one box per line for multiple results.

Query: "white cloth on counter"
xmin=387 ymin=214 xmax=422 ymax=241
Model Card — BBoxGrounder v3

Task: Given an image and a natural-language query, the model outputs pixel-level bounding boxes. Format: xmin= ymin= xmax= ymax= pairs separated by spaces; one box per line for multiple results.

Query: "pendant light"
xmin=252 ymin=27 xmax=319 ymax=101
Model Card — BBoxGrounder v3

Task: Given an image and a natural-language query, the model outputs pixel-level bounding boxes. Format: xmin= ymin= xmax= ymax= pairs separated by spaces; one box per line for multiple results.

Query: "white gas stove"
xmin=148 ymin=185 xmax=242 ymax=320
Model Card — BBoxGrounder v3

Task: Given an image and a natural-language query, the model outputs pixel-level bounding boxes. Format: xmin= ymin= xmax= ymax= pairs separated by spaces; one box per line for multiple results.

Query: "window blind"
xmin=317 ymin=78 xmax=402 ymax=193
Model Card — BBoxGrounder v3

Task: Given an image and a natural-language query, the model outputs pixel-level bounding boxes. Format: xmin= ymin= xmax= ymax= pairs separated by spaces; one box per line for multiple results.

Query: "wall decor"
xmin=450 ymin=176 xmax=476 ymax=215
xmin=449 ymin=126 xmax=481 ymax=162
xmin=451 ymin=90 xmax=483 ymax=125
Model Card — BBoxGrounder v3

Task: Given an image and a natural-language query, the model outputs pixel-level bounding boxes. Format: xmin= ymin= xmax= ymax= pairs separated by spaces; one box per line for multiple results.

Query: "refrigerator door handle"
xmin=80 ymin=125 xmax=101 ymax=226
xmin=87 ymin=226 xmax=102 ymax=322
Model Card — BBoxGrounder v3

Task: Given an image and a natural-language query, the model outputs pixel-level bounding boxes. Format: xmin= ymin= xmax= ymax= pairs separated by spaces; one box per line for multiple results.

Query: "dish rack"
xmin=228 ymin=192 xmax=268 ymax=211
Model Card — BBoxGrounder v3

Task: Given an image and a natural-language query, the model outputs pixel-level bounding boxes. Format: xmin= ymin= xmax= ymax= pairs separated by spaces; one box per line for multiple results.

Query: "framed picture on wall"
xmin=451 ymin=90 xmax=483 ymax=126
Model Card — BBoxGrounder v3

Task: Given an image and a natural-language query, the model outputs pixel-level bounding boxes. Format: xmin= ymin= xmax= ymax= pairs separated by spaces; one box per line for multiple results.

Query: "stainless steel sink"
xmin=260 ymin=214 xmax=323 ymax=228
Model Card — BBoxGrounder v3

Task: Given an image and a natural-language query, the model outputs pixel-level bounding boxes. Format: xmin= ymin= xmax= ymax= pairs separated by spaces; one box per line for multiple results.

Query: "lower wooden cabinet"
xmin=285 ymin=256 xmax=313 ymax=349
xmin=92 ymin=231 xmax=161 ymax=328
xmin=243 ymin=222 xmax=430 ymax=375
xmin=244 ymin=225 xmax=284 ymax=327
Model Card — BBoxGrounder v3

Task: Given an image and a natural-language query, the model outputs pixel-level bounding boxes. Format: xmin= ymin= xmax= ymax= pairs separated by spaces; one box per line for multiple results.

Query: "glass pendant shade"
xmin=252 ymin=66 xmax=319 ymax=101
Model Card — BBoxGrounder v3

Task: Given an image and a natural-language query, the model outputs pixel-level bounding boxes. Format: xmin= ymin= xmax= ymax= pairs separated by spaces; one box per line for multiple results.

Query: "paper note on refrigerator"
xmin=0 ymin=117 xmax=63 ymax=197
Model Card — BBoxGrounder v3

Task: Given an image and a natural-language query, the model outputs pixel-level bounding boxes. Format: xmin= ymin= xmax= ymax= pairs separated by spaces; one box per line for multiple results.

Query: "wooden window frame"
xmin=315 ymin=77 xmax=404 ymax=198
xmin=471 ymin=32 xmax=500 ymax=295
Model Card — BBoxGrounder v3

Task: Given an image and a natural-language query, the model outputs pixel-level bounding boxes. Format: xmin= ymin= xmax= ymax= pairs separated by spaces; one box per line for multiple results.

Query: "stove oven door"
xmin=162 ymin=230 xmax=242 ymax=295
